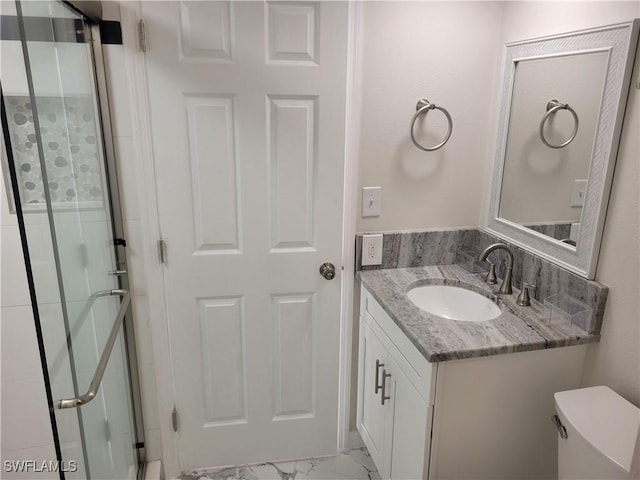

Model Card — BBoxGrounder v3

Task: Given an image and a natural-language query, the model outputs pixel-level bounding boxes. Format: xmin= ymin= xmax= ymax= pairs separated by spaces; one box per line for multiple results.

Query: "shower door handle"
xmin=57 ymin=289 xmax=131 ymax=409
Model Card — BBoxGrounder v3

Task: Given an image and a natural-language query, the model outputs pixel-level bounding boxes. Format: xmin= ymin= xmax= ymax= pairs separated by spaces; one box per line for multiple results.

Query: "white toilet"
xmin=554 ymin=386 xmax=640 ymax=479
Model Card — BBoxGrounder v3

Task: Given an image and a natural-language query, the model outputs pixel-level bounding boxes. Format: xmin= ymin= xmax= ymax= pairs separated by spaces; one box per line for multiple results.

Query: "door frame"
xmin=120 ymin=2 xmax=362 ymax=476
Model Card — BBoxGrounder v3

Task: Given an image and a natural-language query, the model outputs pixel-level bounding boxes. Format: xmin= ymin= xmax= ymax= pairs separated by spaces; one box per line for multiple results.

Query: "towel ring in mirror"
xmin=539 ymin=99 xmax=579 ymax=149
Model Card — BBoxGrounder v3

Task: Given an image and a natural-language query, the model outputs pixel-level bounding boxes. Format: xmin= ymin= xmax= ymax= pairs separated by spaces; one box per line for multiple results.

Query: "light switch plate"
xmin=570 ymin=179 xmax=587 ymax=207
xmin=362 ymin=186 xmax=381 ymax=217
xmin=362 ymin=234 xmax=383 ymax=266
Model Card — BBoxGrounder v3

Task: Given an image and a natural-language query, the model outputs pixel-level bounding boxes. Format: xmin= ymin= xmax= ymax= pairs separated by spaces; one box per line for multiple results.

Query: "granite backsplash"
xmin=355 ymin=228 xmax=609 ymax=335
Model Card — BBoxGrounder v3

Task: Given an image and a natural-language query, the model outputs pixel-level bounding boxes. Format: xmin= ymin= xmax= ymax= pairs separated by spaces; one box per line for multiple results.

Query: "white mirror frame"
xmin=486 ymin=20 xmax=639 ymax=279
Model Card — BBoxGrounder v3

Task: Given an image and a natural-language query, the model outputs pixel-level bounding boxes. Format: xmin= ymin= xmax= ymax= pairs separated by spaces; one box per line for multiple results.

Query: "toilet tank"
xmin=554 ymin=386 xmax=640 ymax=480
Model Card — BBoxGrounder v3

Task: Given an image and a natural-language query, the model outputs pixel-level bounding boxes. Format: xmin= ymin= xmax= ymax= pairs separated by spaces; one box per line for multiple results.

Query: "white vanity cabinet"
xmin=357 ymin=285 xmax=589 ymax=480
xmin=357 ymin=287 xmax=437 ymax=480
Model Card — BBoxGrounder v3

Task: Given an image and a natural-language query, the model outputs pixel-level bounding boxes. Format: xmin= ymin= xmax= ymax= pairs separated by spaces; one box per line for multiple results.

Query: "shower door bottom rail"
xmin=57 ymin=289 xmax=131 ymax=409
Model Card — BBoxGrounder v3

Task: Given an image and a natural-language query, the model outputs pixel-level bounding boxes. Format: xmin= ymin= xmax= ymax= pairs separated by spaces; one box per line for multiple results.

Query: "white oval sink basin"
xmin=406 ymin=285 xmax=501 ymax=322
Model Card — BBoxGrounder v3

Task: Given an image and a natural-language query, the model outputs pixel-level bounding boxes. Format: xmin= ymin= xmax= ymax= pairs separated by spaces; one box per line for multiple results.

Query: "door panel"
xmin=143 ymin=1 xmax=348 ymax=468
xmin=388 ymin=357 xmax=429 ymax=480
xmin=185 ymin=95 xmax=241 ymax=253
xmin=199 ymin=296 xmax=247 ymax=425
xmin=357 ymin=318 xmax=388 ymax=472
xmin=272 ymin=293 xmax=315 ymax=419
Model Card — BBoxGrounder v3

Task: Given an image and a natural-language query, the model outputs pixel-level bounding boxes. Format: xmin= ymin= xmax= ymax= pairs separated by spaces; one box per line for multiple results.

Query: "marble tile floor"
xmin=177 ymin=448 xmax=380 ymax=480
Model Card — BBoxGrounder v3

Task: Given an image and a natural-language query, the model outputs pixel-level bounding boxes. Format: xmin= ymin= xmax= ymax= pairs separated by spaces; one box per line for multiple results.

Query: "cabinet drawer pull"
xmin=375 ymin=359 xmax=384 ymax=394
xmin=381 ymin=369 xmax=391 ymax=405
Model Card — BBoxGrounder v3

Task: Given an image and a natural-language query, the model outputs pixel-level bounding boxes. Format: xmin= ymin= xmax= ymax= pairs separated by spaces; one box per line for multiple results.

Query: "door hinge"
xmin=138 ymin=20 xmax=147 ymax=52
xmin=158 ymin=239 xmax=167 ymax=265
xmin=171 ymin=407 xmax=179 ymax=432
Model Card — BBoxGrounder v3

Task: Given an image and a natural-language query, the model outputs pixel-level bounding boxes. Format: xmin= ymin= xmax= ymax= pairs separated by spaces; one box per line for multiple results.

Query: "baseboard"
xmin=346 ymin=429 xmax=365 ymax=450
xmin=145 ymin=460 xmax=163 ymax=480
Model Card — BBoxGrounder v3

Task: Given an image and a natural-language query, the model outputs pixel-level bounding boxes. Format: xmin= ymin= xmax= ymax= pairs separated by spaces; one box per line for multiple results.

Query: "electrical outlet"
xmin=362 ymin=234 xmax=383 ymax=266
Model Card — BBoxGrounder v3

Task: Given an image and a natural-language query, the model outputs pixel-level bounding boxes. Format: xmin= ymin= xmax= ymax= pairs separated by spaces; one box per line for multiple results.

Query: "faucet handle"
xmin=485 ymin=262 xmax=497 ymax=285
xmin=516 ymin=282 xmax=536 ymax=306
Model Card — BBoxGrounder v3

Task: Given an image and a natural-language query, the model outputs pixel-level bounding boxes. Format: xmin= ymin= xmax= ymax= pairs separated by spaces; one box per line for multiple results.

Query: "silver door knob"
xmin=319 ymin=262 xmax=336 ymax=280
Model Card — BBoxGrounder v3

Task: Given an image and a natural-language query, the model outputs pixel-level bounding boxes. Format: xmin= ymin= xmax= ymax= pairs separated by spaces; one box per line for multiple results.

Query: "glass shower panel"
xmin=7 ymin=1 xmax=138 ymax=478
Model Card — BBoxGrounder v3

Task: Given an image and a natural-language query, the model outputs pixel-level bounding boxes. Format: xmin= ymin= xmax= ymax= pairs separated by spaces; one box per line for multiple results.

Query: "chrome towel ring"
xmin=539 ymin=99 xmax=579 ymax=149
xmin=410 ymin=99 xmax=453 ymax=151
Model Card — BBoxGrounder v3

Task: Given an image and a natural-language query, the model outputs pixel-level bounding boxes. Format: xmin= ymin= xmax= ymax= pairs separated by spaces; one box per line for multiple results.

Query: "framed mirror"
xmin=486 ymin=20 xmax=639 ymax=279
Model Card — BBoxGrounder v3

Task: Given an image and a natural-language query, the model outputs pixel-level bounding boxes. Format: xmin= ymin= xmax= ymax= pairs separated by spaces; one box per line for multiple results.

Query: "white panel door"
xmin=142 ymin=1 xmax=349 ymax=469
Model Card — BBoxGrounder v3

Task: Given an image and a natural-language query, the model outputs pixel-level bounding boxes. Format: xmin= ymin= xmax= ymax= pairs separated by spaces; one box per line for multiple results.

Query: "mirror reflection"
xmin=487 ymin=20 xmax=638 ymax=278
xmin=498 ymin=51 xmax=609 ymax=246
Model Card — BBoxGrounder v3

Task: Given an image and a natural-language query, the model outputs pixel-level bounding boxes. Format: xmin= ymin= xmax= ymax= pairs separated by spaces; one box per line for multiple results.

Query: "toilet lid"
xmin=555 ymin=386 xmax=640 ymax=472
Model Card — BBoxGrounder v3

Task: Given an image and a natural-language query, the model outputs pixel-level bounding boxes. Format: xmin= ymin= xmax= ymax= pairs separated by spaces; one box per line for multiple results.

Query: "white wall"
xmin=356 ymin=1 xmax=503 ymax=233
xmin=500 ymin=1 xmax=639 ymax=43
xmin=582 ymin=43 xmax=640 ymax=405
xmin=499 ymin=0 xmax=640 ymax=407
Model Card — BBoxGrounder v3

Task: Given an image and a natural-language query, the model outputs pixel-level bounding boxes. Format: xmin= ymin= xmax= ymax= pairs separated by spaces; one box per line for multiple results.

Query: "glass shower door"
xmin=6 ymin=1 xmax=140 ymax=478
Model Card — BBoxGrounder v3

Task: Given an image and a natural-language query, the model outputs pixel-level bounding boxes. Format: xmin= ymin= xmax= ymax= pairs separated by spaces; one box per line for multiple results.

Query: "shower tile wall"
xmin=5 ymin=95 xmax=105 ymax=208
xmin=1 ymin=32 xmax=90 ymax=477
xmin=0 ymin=166 xmax=57 ymax=479
xmin=2 ymin=115 xmax=90 ymax=478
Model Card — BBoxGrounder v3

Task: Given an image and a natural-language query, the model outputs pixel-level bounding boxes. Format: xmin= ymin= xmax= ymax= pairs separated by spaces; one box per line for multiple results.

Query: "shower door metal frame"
xmin=85 ymin=16 xmax=148 ymax=476
xmin=64 ymin=2 xmax=148 ymax=475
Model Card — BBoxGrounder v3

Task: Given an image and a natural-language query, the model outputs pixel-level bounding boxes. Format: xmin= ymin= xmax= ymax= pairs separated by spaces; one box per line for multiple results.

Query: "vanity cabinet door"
xmin=387 ymin=355 xmax=430 ymax=480
xmin=357 ymin=317 xmax=389 ymax=472
xmin=358 ymin=287 xmax=435 ymax=479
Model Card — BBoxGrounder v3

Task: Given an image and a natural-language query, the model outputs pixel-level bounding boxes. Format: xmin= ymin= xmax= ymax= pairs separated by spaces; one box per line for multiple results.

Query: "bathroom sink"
xmin=406 ymin=285 xmax=501 ymax=322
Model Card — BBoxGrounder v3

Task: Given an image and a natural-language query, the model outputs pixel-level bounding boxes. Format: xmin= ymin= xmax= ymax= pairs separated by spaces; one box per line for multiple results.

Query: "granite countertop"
xmin=358 ymin=264 xmax=600 ymax=363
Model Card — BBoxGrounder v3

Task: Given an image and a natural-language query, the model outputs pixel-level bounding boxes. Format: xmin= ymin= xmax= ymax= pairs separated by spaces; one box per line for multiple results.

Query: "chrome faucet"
xmin=479 ymin=243 xmax=514 ymax=294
